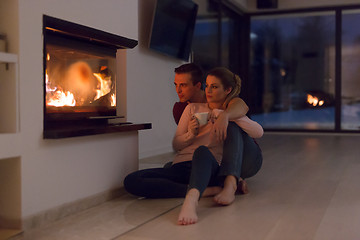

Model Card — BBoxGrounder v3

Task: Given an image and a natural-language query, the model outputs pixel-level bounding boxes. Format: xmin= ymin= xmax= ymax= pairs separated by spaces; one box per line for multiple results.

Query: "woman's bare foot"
xmin=214 ymin=175 xmax=237 ymax=205
xmin=178 ymin=189 xmax=200 ymax=225
xmin=237 ymin=178 xmax=249 ymax=194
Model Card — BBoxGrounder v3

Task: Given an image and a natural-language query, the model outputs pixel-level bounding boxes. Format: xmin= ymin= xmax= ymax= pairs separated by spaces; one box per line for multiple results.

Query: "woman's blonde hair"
xmin=207 ymin=67 xmax=241 ymax=108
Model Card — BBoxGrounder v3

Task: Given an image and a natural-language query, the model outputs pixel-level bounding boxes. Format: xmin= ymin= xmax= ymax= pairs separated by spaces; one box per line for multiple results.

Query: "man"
xmin=173 ymin=63 xmax=206 ymax=125
xmin=173 ymin=63 xmax=249 ymax=141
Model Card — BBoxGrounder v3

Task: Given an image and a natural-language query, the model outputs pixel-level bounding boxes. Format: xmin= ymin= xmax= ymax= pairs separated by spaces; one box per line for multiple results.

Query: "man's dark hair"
xmin=174 ymin=63 xmax=204 ymax=88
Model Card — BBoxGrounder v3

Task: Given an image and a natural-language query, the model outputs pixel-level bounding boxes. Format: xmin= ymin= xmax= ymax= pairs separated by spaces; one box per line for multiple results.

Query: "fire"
xmin=93 ymin=73 xmax=112 ymax=101
xmin=47 ymin=90 xmax=76 ymax=107
xmin=111 ymin=93 xmax=116 ymax=106
xmin=307 ymin=94 xmax=324 ymax=107
xmin=46 ymin=61 xmax=115 ymax=107
xmin=46 ymin=71 xmax=76 ymax=107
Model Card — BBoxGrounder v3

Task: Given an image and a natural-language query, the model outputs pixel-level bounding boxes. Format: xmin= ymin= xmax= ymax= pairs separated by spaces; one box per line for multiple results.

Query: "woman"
xmin=174 ymin=67 xmax=263 ymax=225
xmin=123 ymin=67 xmax=263 ymax=225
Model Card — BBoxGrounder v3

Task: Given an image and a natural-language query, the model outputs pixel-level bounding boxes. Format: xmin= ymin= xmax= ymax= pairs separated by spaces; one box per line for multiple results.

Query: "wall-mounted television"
xmin=149 ymin=0 xmax=198 ymax=61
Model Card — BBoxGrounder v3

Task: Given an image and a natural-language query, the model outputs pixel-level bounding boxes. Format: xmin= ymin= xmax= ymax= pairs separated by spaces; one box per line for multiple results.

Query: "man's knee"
xmin=123 ymin=172 xmax=140 ymax=195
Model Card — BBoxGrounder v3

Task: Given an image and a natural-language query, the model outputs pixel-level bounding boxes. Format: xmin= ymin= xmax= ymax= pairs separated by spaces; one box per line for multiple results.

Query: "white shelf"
xmin=0 ymin=52 xmax=17 ymax=63
xmin=0 ymin=134 xmax=20 ymax=159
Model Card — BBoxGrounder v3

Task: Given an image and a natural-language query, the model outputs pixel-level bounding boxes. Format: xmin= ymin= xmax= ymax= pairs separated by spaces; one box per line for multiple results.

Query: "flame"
xmin=93 ymin=73 xmax=112 ymax=101
xmin=47 ymin=90 xmax=76 ymax=107
xmin=111 ymin=94 xmax=116 ymax=106
xmin=307 ymin=94 xmax=324 ymax=107
xmin=46 ymin=62 xmax=115 ymax=107
xmin=46 ymin=72 xmax=76 ymax=107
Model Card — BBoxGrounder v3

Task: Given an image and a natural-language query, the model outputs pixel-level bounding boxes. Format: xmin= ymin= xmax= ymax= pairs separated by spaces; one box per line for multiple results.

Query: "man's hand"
xmin=188 ymin=116 xmax=200 ymax=136
xmin=210 ymin=111 xmax=229 ymax=142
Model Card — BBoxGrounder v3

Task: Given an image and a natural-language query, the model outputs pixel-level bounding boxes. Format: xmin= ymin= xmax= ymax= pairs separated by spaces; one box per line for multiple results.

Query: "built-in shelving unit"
xmin=0 ymin=52 xmax=22 ymax=239
xmin=0 ymin=0 xmax=22 ymax=238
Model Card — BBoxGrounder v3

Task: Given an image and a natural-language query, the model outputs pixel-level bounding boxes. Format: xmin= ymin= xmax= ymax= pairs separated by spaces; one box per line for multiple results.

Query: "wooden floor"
xmin=20 ymin=134 xmax=360 ymax=240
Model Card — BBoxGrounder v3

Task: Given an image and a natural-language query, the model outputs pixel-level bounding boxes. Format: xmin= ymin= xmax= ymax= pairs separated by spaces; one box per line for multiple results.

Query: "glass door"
xmin=249 ymin=12 xmax=336 ymax=130
xmin=341 ymin=10 xmax=360 ymax=131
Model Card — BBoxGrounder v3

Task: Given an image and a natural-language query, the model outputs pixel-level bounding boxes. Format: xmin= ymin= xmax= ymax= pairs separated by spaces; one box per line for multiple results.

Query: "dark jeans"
xmin=188 ymin=122 xmax=263 ymax=196
xmin=123 ymin=161 xmax=192 ymax=198
xmin=123 ymin=122 xmax=262 ymax=198
xmin=222 ymin=122 xmax=263 ymax=180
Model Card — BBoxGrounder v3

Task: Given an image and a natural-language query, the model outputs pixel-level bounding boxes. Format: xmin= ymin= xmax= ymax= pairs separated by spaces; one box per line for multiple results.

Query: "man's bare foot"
xmin=178 ymin=189 xmax=200 ymax=225
xmin=214 ymin=175 xmax=237 ymax=205
xmin=237 ymin=178 xmax=249 ymax=194
xmin=202 ymin=186 xmax=222 ymax=197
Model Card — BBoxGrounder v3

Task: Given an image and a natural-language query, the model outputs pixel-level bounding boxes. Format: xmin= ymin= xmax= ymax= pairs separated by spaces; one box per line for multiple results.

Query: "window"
xmin=250 ymin=12 xmax=336 ymax=130
xmin=341 ymin=10 xmax=360 ymax=130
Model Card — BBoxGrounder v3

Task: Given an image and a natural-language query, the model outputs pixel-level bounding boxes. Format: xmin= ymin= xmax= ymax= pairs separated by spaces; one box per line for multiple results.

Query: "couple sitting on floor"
xmin=124 ymin=64 xmax=263 ymax=225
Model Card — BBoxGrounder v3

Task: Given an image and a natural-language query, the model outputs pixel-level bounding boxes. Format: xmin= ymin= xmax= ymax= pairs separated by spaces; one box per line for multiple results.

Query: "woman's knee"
xmin=227 ymin=122 xmax=242 ymax=135
xmin=193 ymin=145 xmax=210 ymax=158
xmin=192 ymin=146 xmax=216 ymax=167
xmin=225 ymin=122 xmax=246 ymax=144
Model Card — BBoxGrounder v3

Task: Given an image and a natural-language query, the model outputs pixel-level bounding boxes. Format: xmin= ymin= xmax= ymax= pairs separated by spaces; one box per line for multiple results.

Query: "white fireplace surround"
xmin=0 ymin=0 xmax=182 ymax=231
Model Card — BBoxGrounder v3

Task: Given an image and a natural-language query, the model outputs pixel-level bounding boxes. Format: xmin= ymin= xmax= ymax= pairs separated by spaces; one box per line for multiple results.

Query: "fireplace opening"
xmin=43 ymin=15 xmax=138 ymax=138
xmin=45 ymin=34 xmax=117 ymax=119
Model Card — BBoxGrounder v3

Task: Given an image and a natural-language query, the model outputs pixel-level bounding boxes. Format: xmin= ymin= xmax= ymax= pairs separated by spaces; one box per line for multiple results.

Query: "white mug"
xmin=194 ymin=112 xmax=208 ymax=127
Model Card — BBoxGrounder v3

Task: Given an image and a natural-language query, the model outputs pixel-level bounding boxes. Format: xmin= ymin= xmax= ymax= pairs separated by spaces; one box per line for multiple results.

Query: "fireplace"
xmin=43 ymin=15 xmax=150 ymax=138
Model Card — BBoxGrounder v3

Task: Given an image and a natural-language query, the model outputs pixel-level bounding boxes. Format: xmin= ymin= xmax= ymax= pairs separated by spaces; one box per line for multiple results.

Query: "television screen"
xmin=149 ymin=0 xmax=198 ymax=61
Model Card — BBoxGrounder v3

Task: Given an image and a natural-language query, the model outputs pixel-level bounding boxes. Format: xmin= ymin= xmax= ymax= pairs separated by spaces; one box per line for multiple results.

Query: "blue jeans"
xmin=188 ymin=122 xmax=263 ymax=196
xmin=123 ymin=122 xmax=262 ymax=198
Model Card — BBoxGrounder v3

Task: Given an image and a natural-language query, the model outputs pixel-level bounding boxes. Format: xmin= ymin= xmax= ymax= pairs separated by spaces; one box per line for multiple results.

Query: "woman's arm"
xmin=172 ymin=104 xmax=199 ymax=151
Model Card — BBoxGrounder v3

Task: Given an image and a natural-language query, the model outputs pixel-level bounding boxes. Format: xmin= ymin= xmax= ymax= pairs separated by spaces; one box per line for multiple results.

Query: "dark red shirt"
xmin=173 ymin=102 xmax=189 ymax=125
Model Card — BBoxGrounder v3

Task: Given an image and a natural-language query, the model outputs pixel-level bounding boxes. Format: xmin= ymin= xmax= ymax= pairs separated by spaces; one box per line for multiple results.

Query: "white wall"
xmin=17 ymin=0 xmax=181 ymax=218
xmin=128 ymin=0 xmax=181 ymax=158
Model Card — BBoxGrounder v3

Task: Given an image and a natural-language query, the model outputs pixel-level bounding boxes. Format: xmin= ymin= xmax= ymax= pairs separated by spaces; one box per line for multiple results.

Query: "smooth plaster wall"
xmin=128 ymin=0 xmax=180 ymax=158
xmin=17 ymin=0 xmax=180 ymax=218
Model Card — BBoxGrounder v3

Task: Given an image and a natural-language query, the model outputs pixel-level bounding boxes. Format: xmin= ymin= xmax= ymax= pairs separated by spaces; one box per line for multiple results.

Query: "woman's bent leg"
xmin=178 ymin=146 xmax=219 ymax=225
xmin=240 ymin=135 xmax=263 ymax=179
xmin=219 ymin=122 xmax=263 ymax=180
xmin=216 ymin=122 xmax=262 ymax=198
xmin=218 ymin=122 xmax=244 ymax=180
xmin=188 ymin=146 xmax=219 ymax=196
xmin=123 ymin=161 xmax=192 ymax=198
